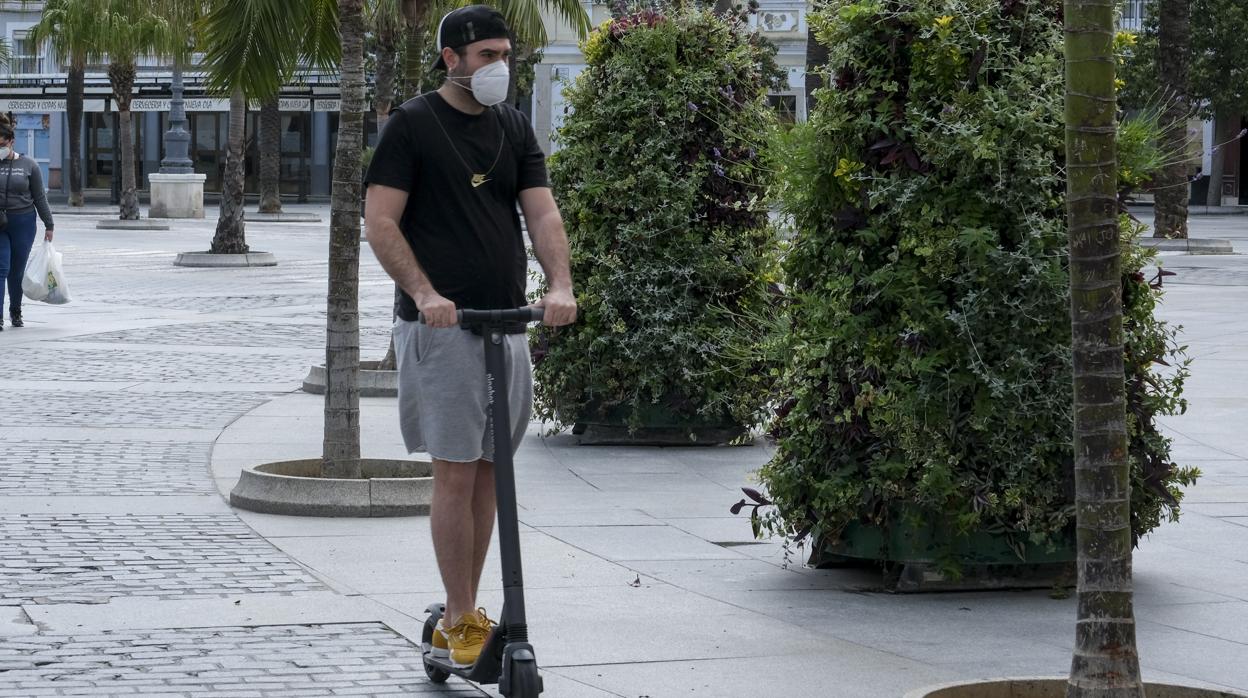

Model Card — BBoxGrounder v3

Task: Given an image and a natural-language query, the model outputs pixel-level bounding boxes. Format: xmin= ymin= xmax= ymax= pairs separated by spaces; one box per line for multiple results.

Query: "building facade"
xmin=0 ymin=2 xmax=361 ymax=203
xmin=2 ymin=1 xmax=807 ymax=202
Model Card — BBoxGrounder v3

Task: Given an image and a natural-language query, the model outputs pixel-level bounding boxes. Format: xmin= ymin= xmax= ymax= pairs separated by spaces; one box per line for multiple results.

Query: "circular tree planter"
xmin=174 ymin=251 xmax=278 ymax=268
xmin=905 ymin=678 xmax=1247 ymax=698
xmin=302 ymin=360 xmax=397 ymax=398
xmin=230 ymin=458 xmax=432 ymax=517
xmin=249 ymin=211 xmax=322 ymax=223
xmin=97 ymin=219 xmax=170 ymax=231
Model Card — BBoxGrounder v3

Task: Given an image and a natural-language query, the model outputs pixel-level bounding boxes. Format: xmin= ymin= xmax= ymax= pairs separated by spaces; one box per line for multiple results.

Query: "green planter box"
xmin=571 ymin=401 xmax=748 ymax=446
xmin=813 ymin=510 xmax=1076 ymax=592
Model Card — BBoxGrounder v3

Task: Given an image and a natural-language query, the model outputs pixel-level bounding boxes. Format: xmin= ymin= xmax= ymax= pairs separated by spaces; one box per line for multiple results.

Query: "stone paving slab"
xmin=0 ymin=622 xmax=484 ymax=697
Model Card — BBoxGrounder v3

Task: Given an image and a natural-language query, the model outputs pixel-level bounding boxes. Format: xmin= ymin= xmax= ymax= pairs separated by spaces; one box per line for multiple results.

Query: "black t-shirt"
xmin=365 ymin=92 xmax=549 ymax=320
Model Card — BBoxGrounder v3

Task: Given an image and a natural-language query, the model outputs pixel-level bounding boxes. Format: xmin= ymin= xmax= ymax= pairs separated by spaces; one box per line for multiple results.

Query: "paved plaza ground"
xmin=0 ymin=205 xmax=1245 ymax=697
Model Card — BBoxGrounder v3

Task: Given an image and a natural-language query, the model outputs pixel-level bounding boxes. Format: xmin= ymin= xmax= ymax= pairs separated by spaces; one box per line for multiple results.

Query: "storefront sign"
xmin=131 ymin=98 xmax=233 ymax=112
xmin=0 ymin=98 xmax=67 ymax=112
xmin=314 ymin=99 xmax=340 ymax=112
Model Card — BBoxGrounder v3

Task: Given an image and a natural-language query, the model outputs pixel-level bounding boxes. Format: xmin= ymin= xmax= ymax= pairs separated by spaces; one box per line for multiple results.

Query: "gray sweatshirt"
xmin=0 ymin=155 xmax=55 ymax=229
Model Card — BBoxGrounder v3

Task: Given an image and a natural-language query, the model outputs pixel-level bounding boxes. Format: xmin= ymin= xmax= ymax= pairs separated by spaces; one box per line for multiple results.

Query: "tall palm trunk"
xmin=409 ymin=5 xmax=434 ymax=100
xmin=1063 ymin=1 xmax=1143 ymax=696
xmin=67 ymin=61 xmax=85 ymax=208
xmin=375 ymin=21 xmax=398 ymax=129
xmin=211 ymin=88 xmax=249 ymax=254
xmin=1154 ymin=0 xmax=1191 ymax=238
xmin=258 ymin=97 xmax=282 ymax=213
xmin=1206 ymin=111 xmax=1231 ymax=207
xmin=323 ymin=0 xmax=366 ymax=479
xmin=108 ymin=63 xmax=139 ymax=220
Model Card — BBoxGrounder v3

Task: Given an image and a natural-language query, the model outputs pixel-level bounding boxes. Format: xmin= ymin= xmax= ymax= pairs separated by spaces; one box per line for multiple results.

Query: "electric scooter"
xmin=419 ymin=306 xmax=546 ymax=697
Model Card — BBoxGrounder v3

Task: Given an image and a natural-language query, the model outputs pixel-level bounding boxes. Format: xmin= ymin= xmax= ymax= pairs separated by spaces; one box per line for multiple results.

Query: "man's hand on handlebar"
xmin=536 ymin=287 xmax=577 ymax=327
xmin=414 ymin=288 xmax=458 ymax=328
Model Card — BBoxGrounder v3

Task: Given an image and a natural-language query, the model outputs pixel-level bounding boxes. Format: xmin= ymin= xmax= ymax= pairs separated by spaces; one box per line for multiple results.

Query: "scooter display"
xmin=419 ymin=306 xmax=546 ymax=697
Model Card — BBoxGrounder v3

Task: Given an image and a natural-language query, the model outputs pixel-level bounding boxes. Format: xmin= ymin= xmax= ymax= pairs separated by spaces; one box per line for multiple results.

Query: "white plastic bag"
xmin=21 ymin=239 xmax=51 ymax=301
xmin=22 ymin=240 xmax=70 ymax=304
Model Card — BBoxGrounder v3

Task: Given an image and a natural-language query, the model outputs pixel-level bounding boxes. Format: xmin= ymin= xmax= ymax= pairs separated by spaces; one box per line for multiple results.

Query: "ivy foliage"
xmin=533 ymin=5 xmax=784 ymax=431
xmin=756 ymin=0 xmax=1195 ymax=554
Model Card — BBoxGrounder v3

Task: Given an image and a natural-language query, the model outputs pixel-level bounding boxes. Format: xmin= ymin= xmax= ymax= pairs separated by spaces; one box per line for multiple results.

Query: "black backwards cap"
xmin=432 ymin=5 xmax=512 ymax=71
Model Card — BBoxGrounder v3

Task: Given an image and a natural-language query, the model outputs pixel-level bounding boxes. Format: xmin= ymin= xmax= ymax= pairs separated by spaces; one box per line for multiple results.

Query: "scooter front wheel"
xmin=507 ymin=659 xmax=542 ymax=697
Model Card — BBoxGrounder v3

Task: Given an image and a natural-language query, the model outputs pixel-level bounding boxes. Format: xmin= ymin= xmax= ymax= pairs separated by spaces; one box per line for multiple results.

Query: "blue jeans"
xmin=0 ymin=210 xmax=38 ymax=314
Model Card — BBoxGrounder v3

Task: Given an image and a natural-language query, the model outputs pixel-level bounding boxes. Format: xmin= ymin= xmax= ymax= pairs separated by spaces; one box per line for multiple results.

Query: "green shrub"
xmin=533 ymin=6 xmax=783 ymax=432
xmin=756 ymin=0 xmax=1194 ymax=556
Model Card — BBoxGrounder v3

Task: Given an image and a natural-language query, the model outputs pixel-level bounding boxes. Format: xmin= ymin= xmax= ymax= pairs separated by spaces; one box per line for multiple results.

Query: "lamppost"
xmin=160 ymin=63 xmax=193 ymax=173
xmin=149 ymin=60 xmax=206 ymax=219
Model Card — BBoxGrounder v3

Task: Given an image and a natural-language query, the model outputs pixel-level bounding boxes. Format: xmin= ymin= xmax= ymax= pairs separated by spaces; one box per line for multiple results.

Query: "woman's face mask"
xmin=451 ymin=59 xmax=510 ymax=107
xmin=0 ymin=141 xmax=11 ymax=159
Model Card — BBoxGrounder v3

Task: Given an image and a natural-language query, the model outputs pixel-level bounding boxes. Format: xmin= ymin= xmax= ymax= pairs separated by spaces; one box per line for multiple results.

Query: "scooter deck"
xmin=422 ymin=624 xmax=508 ymax=684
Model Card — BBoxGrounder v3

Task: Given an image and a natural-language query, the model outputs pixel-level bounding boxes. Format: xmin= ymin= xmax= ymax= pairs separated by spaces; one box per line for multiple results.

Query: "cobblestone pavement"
xmin=0 ymin=441 xmax=212 ymax=496
xmin=60 ymin=321 xmax=393 ymax=351
xmin=0 ymin=623 xmax=481 ymax=696
xmin=0 ymin=391 xmax=275 ymax=429
xmin=0 ymin=348 xmax=312 ymax=384
xmin=0 ymin=514 xmax=326 ymax=606
xmin=0 ymin=209 xmax=483 ymax=697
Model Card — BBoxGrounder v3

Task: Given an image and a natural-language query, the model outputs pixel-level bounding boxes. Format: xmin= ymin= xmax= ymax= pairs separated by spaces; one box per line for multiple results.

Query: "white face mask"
xmin=0 ymin=146 xmax=10 ymax=159
xmin=453 ymin=59 xmax=509 ymax=107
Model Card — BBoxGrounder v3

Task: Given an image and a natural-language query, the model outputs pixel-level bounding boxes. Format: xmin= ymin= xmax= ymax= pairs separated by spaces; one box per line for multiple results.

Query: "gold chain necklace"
xmin=423 ymin=94 xmax=506 ymax=189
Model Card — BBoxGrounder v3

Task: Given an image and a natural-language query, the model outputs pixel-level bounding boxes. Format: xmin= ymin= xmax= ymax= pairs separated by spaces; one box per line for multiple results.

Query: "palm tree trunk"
xmin=1206 ymin=111 xmax=1230 ymax=207
xmin=323 ymin=0 xmax=366 ymax=479
xmin=211 ymin=88 xmax=249 ymax=254
xmin=403 ymin=14 xmax=429 ymax=100
xmin=1153 ymin=0 xmax=1191 ymax=238
xmin=108 ymin=63 xmax=139 ymax=220
xmin=376 ymin=21 xmax=398 ymax=130
xmin=258 ymin=97 xmax=282 ymax=213
xmin=118 ymin=108 xmax=139 ymax=219
xmin=67 ymin=62 xmax=85 ymax=208
xmin=1063 ymin=1 xmax=1144 ymax=696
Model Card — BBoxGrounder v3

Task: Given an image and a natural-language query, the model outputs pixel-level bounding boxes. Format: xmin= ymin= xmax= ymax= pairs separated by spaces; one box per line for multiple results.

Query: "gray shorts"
xmin=392 ymin=318 xmax=533 ymax=463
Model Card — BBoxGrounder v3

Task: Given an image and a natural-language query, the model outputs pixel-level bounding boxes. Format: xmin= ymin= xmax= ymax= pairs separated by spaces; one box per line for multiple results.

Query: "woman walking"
xmin=0 ymin=115 xmax=55 ymax=330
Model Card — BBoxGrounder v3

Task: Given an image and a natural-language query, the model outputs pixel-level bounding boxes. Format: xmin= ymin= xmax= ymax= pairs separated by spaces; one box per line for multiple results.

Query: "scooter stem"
xmin=484 ymin=326 xmax=528 ymax=636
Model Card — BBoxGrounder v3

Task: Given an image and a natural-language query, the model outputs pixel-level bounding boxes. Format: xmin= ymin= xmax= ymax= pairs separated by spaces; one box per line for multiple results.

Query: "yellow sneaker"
xmin=431 ymin=619 xmax=450 ymax=659
xmin=447 ymin=608 xmax=495 ymax=667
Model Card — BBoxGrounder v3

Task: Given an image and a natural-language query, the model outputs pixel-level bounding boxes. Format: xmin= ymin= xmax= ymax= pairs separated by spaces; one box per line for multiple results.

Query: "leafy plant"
xmin=533 ymin=4 xmax=783 ymax=433
xmin=750 ymin=0 xmax=1193 ymax=561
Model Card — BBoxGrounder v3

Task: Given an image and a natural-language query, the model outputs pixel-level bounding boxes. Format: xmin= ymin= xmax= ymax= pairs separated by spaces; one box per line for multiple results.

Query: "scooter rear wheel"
xmin=507 ymin=659 xmax=541 ymax=697
xmin=420 ymin=616 xmax=450 ymax=684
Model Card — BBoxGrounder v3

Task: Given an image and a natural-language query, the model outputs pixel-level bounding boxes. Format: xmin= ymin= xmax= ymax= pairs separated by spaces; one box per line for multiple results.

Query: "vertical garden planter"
xmin=532 ymin=8 xmax=784 ymax=445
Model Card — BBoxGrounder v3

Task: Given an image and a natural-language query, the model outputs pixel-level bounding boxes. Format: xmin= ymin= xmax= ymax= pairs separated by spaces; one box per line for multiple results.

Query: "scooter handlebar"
xmin=417 ymin=306 xmax=546 ymax=325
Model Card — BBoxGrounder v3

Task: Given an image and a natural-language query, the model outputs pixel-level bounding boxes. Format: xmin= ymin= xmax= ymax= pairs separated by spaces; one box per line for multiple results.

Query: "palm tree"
xmin=92 ymin=0 xmax=168 ymax=220
xmin=197 ymin=0 xmax=339 ymax=254
xmin=370 ymin=0 xmax=404 ymax=129
xmin=326 ymin=0 xmax=367 ymax=478
xmin=30 ymin=0 xmax=99 ymax=209
xmin=1154 ymin=0 xmax=1191 ymax=238
xmin=258 ymin=96 xmax=282 ymax=213
xmin=1063 ymin=0 xmax=1144 ymax=695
